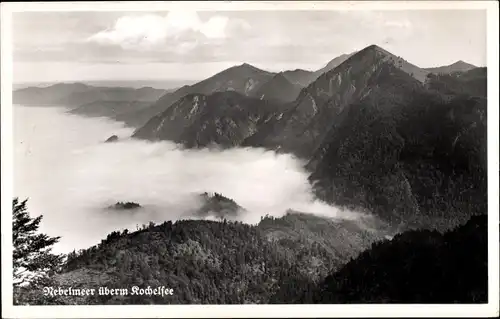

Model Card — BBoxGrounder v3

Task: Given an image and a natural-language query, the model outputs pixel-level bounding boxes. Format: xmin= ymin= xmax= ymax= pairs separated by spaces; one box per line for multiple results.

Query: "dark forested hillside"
xmin=19 ymin=211 xmax=487 ymax=305
xmin=426 ymin=67 xmax=487 ymax=98
xmin=194 ymin=192 xmax=246 ymax=219
xmin=242 ymin=45 xmax=488 ymax=233
xmin=307 ymin=70 xmax=487 ymax=230
xmin=30 ymin=211 xmax=385 ymax=305
xmin=306 ymin=214 xmax=488 ymax=303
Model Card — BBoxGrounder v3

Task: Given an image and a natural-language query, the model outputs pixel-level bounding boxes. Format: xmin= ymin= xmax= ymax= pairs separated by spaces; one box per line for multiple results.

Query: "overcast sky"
xmin=13 ymin=9 xmax=487 ymax=83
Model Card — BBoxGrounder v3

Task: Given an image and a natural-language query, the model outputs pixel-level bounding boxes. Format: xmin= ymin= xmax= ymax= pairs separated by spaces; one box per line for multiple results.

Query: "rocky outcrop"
xmin=132 ymin=91 xmax=289 ymax=148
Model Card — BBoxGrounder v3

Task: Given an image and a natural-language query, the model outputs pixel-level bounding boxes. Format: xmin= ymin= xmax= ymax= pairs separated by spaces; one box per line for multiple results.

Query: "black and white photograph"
xmin=1 ymin=1 xmax=499 ymax=317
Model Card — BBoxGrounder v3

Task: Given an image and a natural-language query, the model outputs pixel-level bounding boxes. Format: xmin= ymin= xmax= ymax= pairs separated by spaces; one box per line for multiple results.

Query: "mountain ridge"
xmin=281 ymin=52 xmax=355 ymax=87
xmin=113 ymin=63 xmax=276 ymax=128
xmin=132 ymin=90 xmax=290 ymax=148
xmin=241 ymin=44 xmax=428 ymax=159
xmin=425 ymin=60 xmax=477 ymax=74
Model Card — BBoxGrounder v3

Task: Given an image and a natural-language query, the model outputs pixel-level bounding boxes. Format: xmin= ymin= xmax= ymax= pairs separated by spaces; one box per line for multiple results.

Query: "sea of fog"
xmin=14 ymin=105 xmax=363 ymax=253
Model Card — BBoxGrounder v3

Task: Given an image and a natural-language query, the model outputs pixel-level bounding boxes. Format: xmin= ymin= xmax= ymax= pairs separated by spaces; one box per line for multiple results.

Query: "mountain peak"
xmin=453 ymin=60 xmax=476 ymax=68
xmin=331 ymin=44 xmax=429 ymax=82
xmin=238 ymin=62 xmax=260 ymax=71
xmin=425 ymin=60 xmax=477 ymax=74
xmin=361 ymin=44 xmax=393 ymax=57
xmin=365 ymin=44 xmax=383 ymax=50
xmin=222 ymin=62 xmax=271 ymax=76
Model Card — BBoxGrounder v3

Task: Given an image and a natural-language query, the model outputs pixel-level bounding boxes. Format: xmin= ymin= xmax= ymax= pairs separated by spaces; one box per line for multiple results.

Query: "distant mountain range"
xmin=424 ymin=60 xmax=477 ymax=74
xmin=13 ymin=45 xmax=486 ymax=231
xmin=13 ymin=83 xmax=167 ymax=121
xmin=13 ymin=79 xmax=196 ymax=91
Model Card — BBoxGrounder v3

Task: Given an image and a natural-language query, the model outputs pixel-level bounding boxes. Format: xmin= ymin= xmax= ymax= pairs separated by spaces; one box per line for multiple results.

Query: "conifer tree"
xmin=13 ymin=198 xmax=64 ymax=287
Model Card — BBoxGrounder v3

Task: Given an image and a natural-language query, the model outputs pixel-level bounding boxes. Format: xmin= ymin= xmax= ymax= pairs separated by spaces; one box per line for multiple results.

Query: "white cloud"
xmin=384 ymin=19 xmax=412 ymax=29
xmin=87 ymin=11 xmax=233 ymax=50
xmin=202 ymin=16 xmax=230 ymax=39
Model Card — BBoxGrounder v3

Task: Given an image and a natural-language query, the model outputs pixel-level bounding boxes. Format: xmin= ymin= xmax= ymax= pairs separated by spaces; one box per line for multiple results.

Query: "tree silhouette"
xmin=13 ymin=198 xmax=64 ymax=287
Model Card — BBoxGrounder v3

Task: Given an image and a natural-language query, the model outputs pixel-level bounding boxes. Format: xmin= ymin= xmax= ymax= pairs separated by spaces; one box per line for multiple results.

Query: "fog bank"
xmin=14 ymin=106 xmax=362 ymax=253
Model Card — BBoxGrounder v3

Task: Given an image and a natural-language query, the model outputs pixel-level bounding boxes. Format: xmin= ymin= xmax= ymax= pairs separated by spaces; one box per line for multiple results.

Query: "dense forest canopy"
xmin=13 ymin=199 xmax=489 ymax=305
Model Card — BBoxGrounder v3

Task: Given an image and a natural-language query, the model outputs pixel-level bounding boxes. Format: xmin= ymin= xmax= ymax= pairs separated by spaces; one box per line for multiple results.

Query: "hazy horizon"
xmin=13 ymin=10 xmax=487 ymax=83
xmin=12 ymin=79 xmax=199 ymax=90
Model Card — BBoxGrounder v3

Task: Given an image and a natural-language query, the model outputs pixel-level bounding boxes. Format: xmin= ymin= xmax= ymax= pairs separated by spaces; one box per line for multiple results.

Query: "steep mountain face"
xmin=306 ymin=214 xmax=488 ymax=303
xmin=243 ymin=45 xmax=428 ymax=160
xmin=425 ymin=60 xmax=477 ymax=75
xmin=313 ymin=53 xmax=355 ymax=78
xmin=13 ymin=83 xmax=166 ymax=107
xmin=254 ymin=73 xmax=303 ymax=103
xmin=307 ymin=73 xmax=487 ymax=229
xmin=132 ymin=91 xmax=289 ymax=148
xmin=116 ymin=64 xmax=276 ymax=128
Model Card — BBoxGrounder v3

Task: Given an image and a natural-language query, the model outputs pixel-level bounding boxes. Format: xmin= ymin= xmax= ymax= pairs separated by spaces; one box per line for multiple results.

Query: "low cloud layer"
xmin=14 ymin=106 xmax=361 ymax=253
